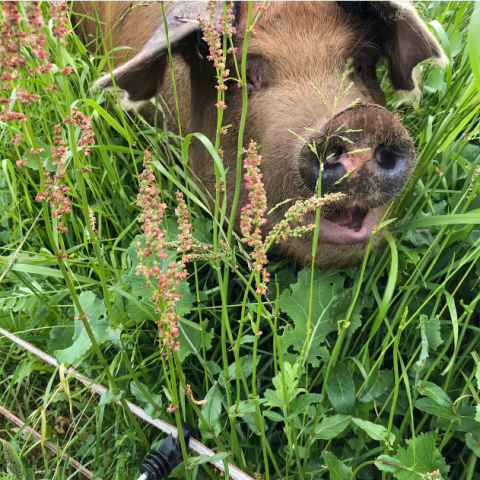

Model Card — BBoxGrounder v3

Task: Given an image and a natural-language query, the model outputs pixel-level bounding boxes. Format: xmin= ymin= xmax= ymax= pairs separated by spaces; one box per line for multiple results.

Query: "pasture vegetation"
xmin=1 ymin=1 xmax=480 ymax=479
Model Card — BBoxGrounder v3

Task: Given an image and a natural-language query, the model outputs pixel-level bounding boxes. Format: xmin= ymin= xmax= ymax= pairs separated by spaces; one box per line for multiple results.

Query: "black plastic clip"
xmin=138 ymin=423 xmax=196 ymax=480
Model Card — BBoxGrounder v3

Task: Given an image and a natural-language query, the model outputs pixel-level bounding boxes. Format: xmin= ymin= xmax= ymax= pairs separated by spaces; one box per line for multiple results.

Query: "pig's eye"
xmin=351 ymin=53 xmax=378 ymax=83
xmin=353 ymin=60 xmax=369 ymax=80
xmin=246 ymin=69 xmax=261 ymax=94
xmin=246 ymin=74 xmax=255 ymax=94
xmin=241 ymin=55 xmax=271 ymax=94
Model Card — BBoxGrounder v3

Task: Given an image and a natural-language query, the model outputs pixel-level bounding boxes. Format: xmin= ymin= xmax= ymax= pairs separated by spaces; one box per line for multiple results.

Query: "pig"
xmin=72 ymin=1 xmax=446 ymax=267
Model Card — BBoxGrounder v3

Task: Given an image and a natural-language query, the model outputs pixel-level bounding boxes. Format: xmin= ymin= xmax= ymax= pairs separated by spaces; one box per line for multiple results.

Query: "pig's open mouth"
xmin=304 ymin=206 xmax=385 ymax=245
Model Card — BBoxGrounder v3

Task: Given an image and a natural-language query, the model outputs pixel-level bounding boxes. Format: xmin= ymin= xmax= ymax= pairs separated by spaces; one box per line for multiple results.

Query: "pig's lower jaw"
xmin=317 ymin=207 xmax=385 ymax=245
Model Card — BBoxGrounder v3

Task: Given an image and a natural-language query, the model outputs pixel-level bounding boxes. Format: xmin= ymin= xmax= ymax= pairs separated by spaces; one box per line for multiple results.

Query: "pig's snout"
xmin=298 ymin=103 xmax=415 ymax=204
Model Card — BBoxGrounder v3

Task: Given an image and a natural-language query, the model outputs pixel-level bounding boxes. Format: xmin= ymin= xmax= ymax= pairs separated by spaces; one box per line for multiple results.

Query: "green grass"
xmin=1 ymin=1 xmax=480 ymax=480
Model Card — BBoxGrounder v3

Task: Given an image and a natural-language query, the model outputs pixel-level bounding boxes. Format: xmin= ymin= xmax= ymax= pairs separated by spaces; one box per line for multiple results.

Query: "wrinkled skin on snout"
xmin=72 ymin=1 xmax=445 ymax=268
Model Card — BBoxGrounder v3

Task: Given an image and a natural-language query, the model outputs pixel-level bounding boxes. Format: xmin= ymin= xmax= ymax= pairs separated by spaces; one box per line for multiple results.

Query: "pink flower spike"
xmin=240 ymin=141 xmax=270 ymax=295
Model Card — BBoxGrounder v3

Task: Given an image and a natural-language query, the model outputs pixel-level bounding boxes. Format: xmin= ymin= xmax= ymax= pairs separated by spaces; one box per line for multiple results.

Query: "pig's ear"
xmin=339 ymin=1 xmax=447 ymax=95
xmin=96 ymin=2 xmax=224 ymax=101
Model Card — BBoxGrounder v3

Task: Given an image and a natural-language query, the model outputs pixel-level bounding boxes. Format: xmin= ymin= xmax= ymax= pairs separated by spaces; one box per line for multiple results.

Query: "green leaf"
xmin=393 ymin=433 xmax=449 ymax=480
xmin=476 ymin=404 xmax=480 ymax=422
xmin=270 ymin=361 xmax=302 ymax=406
xmin=177 ymin=319 xmax=214 ymax=362
xmin=279 ymin=269 xmax=349 ymax=367
xmin=414 ymin=397 xmax=457 ymax=420
xmin=359 ymin=370 xmax=393 ymax=403
xmin=444 ymin=291 xmax=458 ymax=354
xmin=243 ymin=412 xmax=261 ymax=436
xmin=99 ymin=388 xmax=123 ymax=406
xmin=465 ymin=431 xmax=480 ymax=458
xmin=130 ymin=382 xmax=162 ymax=418
xmin=425 ymin=67 xmax=446 ymax=93
xmin=10 ymin=264 xmax=92 ymax=283
xmin=47 ymin=326 xmax=73 ymax=355
xmin=438 ymin=110 xmax=478 ymax=153
xmin=375 ymin=455 xmax=404 ymax=474
xmin=240 ymin=335 xmax=256 ymax=344
xmin=228 ymin=355 xmax=260 ymax=380
xmin=189 ymin=452 xmax=230 ymax=466
xmin=263 ymin=410 xmax=284 ymax=422
xmin=323 ymin=451 xmax=353 ymax=480
xmin=414 ymin=315 xmax=443 ymax=371
xmin=192 ymin=216 xmax=213 ymax=245
xmin=326 ymin=362 xmax=356 ymax=415
xmin=285 ymin=393 xmax=323 ymax=420
xmin=84 ymin=98 xmax=130 ymax=139
xmin=229 ymin=399 xmax=265 ymax=417
xmin=108 ymin=324 xmax=124 ymax=350
xmin=199 ymin=383 xmax=223 ymax=439
xmin=437 ymin=406 xmax=477 ymax=433
xmin=391 ymin=214 xmax=480 ymax=232
xmin=352 ymin=418 xmax=395 ymax=445
xmin=263 ymin=389 xmax=284 ymax=409
xmin=423 ymin=317 xmax=443 ymax=350
xmin=55 ymin=291 xmax=110 ymax=365
xmin=417 ymin=381 xmax=453 ymax=408
xmin=476 ymin=366 xmax=480 ymax=392
xmin=1 ymin=439 xmax=26 ymax=480
xmin=314 ymin=415 xmax=351 ymax=440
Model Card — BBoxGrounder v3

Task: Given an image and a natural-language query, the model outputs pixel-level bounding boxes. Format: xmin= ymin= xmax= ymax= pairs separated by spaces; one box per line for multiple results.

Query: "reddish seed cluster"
xmin=240 ymin=141 xmax=270 ymax=294
xmin=198 ymin=2 xmax=235 ymax=70
xmin=197 ymin=1 xmax=236 ymax=108
xmin=35 ymin=166 xmax=71 ymax=231
xmin=0 ymin=2 xmax=70 ymax=127
xmin=12 ymin=133 xmax=22 ymax=145
xmin=16 ymin=87 xmax=40 ymax=103
xmin=33 ymin=121 xmax=75 ymax=232
xmin=50 ymin=1 xmax=70 ymax=41
xmin=174 ymin=190 xmax=213 ymax=262
xmin=16 ymin=158 xmax=28 ymax=169
xmin=1 ymin=2 xmax=31 ymax=85
xmin=136 ymin=152 xmax=216 ymax=352
xmin=29 ymin=147 xmax=44 ymax=154
xmin=136 ymin=151 xmax=182 ymax=351
xmin=34 ymin=61 xmax=53 ymax=75
xmin=63 ymin=107 xmax=95 ymax=156
xmin=25 ymin=2 xmax=49 ymax=59
xmin=137 ymin=150 xmax=168 ymax=260
xmin=51 ymin=124 xmax=66 ymax=171
xmin=0 ymin=1 xmax=52 ymax=88
xmin=175 ymin=190 xmax=194 ymax=254
xmin=0 ymin=110 xmax=26 ymax=122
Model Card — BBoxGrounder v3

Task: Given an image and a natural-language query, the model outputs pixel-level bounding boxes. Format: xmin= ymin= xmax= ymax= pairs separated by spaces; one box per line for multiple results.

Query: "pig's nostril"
xmin=324 ymin=146 xmax=344 ymax=167
xmin=374 ymin=145 xmax=402 ymax=170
